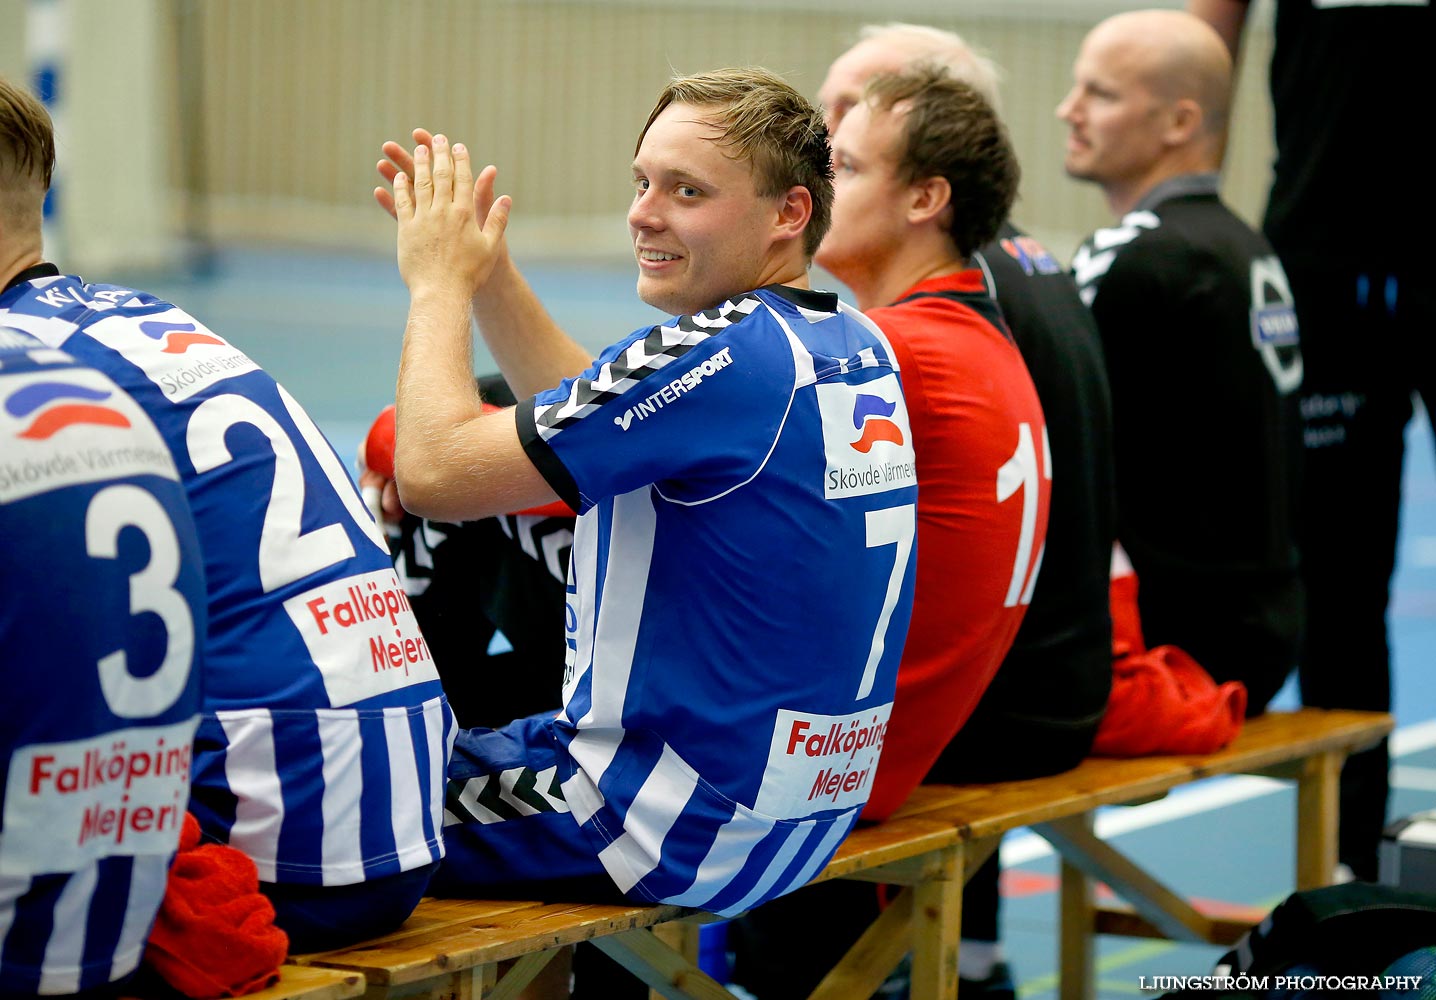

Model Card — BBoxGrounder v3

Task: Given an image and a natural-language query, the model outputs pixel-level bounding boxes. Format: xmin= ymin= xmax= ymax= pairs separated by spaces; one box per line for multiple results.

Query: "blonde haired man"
xmin=379 ymin=69 xmax=918 ymax=920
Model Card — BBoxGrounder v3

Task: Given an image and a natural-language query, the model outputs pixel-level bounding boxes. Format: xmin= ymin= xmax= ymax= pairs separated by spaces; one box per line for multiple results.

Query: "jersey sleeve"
xmin=515 ymin=300 xmax=797 ymax=512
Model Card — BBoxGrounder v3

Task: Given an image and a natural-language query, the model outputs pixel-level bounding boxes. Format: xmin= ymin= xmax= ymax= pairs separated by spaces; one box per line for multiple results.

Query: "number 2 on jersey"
xmin=186 ymin=389 xmax=387 ymax=593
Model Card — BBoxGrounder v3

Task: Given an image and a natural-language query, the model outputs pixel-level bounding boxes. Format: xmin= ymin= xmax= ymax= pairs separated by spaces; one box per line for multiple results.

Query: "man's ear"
xmin=1164 ymin=98 xmax=1204 ymax=146
xmin=772 ymin=185 xmax=813 ymax=246
xmin=907 ymin=175 xmax=952 ymax=228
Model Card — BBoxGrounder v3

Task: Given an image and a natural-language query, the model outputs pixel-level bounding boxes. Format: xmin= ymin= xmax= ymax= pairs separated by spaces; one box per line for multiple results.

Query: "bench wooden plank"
xmin=896 ymin=709 xmax=1390 ymax=840
xmin=295 ymin=899 xmax=688 ymax=986
xmin=171 ymin=965 xmax=365 ymax=1000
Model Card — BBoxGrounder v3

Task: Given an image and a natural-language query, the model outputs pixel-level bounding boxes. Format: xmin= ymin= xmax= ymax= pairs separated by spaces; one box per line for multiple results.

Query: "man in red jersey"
xmin=730 ymin=65 xmax=1050 ymax=1000
xmin=821 ymin=68 xmax=1049 ymax=822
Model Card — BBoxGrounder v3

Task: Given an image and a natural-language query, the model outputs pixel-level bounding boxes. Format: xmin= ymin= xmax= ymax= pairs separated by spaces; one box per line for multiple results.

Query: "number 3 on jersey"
xmin=87 ymin=484 xmax=195 ymax=717
xmin=997 ymin=422 xmax=1050 ymax=608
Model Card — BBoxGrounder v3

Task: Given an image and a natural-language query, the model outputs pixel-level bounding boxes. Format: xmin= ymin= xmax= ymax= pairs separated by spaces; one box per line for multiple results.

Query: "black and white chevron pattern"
xmin=444 ymin=765 xmax=570 ymax=826
xmin=532 ymin=294 xmax=762 ymax=438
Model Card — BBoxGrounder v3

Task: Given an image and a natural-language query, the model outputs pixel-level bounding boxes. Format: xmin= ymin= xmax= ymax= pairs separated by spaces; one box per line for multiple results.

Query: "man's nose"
xmin=628 ymin=188 xmax=663 ymax=231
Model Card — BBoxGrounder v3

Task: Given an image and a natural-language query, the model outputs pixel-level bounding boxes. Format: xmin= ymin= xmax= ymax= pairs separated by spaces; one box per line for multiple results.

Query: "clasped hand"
xmin=378 ymin=130 xmax=511 ymax=298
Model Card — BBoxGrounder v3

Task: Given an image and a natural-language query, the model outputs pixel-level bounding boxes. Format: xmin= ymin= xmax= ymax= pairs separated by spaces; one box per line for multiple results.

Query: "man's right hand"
xmin=391 ymin=133 xmax=511 ymax=300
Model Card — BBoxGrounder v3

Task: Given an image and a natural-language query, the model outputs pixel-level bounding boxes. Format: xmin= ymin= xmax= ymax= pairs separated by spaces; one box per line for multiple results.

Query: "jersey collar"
xmin=762 ymin=283 xmax=840 ymax=313
xmin=1133 ymin=172 xmax=1220 ymax=213
xmin=3 ymin=261 xmax=61 ymax=296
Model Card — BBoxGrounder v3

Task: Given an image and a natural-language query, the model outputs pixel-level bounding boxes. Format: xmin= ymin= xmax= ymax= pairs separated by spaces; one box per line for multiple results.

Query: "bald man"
xmin=1061 ymin=10 xmax=1304 ymax=714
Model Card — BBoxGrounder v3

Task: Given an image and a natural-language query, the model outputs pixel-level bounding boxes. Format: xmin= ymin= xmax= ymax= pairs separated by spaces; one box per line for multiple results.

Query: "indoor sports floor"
xmin=133 ymin=245 xmax=1436 ymax=998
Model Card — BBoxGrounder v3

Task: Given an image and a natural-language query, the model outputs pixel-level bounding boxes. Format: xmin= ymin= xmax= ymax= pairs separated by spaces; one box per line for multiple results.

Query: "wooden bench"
xmin=290 ymin=707 xmax=1392 ymax=1000
xmin=123 ymin=964 xmax=365 ymax=1000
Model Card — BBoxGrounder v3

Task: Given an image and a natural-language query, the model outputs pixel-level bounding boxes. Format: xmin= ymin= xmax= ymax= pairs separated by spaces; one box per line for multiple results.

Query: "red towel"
xmin=1094 ymin=566 xmax=1248 ymax=756
xmin=1093 ymin=644 xmax=1248 ymax=756
xmin=364 ymin=402 xmax=575 ymax=518
xmin=143 ymin=814 xmax=289 ymax=998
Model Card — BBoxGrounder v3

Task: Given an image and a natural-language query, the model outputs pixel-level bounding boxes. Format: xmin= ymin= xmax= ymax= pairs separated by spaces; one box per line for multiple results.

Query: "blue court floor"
xmin=124 ymin=245 xmax=1436 ymax=999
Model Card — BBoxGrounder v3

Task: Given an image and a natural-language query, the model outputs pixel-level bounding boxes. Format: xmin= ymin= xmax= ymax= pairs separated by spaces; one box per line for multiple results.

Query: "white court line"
xmin=1393 ymin=766 xmax=1436 ymax=793
xmin=1001 ymin=718 xmax=1436 ymax=867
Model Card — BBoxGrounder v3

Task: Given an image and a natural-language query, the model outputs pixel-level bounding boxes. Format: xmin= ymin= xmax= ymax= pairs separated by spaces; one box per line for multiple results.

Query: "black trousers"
xmin=1286 ymin=262 xmax=1434 ymax=879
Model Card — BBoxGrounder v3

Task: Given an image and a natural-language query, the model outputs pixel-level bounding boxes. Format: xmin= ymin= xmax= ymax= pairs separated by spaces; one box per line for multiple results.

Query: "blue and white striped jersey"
xmin=0 ymin=327 xmax=205 ymax=994
xmin=512 ymin=285 xmax=917 ymax=913
xmin=0 ymin=270 xmax=454 ymax=888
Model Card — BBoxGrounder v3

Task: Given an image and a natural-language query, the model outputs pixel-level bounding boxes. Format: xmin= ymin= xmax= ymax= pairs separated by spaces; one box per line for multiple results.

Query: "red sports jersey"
xmin=861 ymin=269 xmax=1050 ymax=820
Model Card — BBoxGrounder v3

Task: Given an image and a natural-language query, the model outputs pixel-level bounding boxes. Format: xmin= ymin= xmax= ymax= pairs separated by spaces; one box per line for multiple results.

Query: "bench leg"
xmin=1296 ymin=750 xmax=1341 ymax=890
xmin=649 ymin=924 xmax=702 ymax=1000
xmin=908 ymin=840 xmax=963 ymax=1000
xmin=592 ymin=928 xmax=737 ymax=1000
xmin=1055 ymin=814 xmax=1096 ymax=1000
xmin=806 ymin=886 xmax=914 ymax=1000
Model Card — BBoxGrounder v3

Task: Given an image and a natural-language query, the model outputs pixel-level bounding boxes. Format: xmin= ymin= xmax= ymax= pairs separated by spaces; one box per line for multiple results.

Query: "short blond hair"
xmin=637 ymin=68 xmax=834 ymax=258
xmin=0 ymin=76 xmax=53 ymax=233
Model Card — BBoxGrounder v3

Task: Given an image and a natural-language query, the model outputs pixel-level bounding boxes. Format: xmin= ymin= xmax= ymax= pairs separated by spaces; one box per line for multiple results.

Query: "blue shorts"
xmin=432 ymin=712 xmax=623 ymax=902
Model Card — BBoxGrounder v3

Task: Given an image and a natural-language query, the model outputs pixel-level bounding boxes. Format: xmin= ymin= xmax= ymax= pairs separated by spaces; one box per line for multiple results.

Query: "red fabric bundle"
xmin=1094 ymin=566 xmax=1248 ymax=756
xmin=143 ymin=814 xmax=289 ymax=998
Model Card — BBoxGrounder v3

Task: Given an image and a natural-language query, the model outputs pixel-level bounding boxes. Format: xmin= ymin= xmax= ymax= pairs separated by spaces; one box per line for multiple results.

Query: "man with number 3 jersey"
xmin=0 ymin=323 xmax=206 ymax=997
xmin=0 ymin=75 xmax=452 ymax=953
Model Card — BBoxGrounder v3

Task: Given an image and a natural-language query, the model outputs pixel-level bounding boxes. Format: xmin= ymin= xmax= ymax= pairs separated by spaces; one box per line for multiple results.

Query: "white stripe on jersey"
xmin=562 ymin=510 xmax=600 ymax=719
xmin=38 ymin=862 xmax=97 ymax=994
xmin=110 ymin=855 xmax=170 ymax=982
xmin=785 ymin=315 xmax=818 ymax=387
xmin=562 ymin=730 xmax=621 ymax=826
xmin=715 ymin=821 xmax=820 ymax=916
xmin=1073 ymin=210 xmax=1161 ymax=297
xmin=0 ymin=309 xmax=79 ymax=347
xmin=838 ymin=300 xmax=904 ymax=370
xmin=595 ymin=744 xmax=700 ymax=894
xmin=217 ymin=709 xmax=283 ymax=882
xmin=424 ymin=699 xmax=452 ymax=855
xmin=571 ymin=487 xmax=657 ymax=740
xmin=384 ymin=708 xmax=433 ymax=872
xmin=318 ymin=710 xmax=365 ymax=884
xmin=773 ymin=808 xmax=859 ymax=901
xmin=662 ymin=810 xmax=777 ymax=907
xmin=0 ymin=873 xmax=20 ymax=975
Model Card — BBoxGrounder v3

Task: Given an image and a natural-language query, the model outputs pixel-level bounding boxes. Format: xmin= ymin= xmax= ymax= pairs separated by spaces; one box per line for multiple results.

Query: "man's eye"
xmin=635 ymin=178 xmax=650 ymax=191
xmin=678 ymin=185 xmax=700 ymax=198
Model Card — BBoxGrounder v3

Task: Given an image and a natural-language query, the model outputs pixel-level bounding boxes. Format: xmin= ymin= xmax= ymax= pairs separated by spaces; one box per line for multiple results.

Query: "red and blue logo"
xmin=6 ymin=380 xmax=131 ymax=440
xmin=850 ymin=394 xmax=904 ymax=453
xmin=140 ymin=319 xmax=225 ymax=354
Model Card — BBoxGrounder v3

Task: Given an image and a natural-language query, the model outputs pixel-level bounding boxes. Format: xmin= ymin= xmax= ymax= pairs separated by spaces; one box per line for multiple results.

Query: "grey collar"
xmin=1133 ymin=172 xmax=1221 ymax=213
